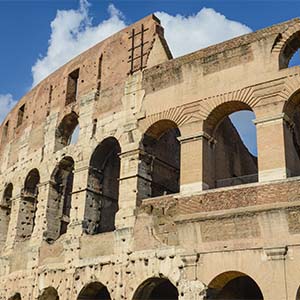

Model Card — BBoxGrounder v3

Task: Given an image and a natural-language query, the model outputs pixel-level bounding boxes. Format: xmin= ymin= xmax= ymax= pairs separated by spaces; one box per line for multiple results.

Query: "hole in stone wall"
xmin=55 ymin=112 xmax=79 ymax=151
xmin=17 ymin=104 xmax=25 ymax=127
xmin=66 ymin=68 xmax=79 ymax=105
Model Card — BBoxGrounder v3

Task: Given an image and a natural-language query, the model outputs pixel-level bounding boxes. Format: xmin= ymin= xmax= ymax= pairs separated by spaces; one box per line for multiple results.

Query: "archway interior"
xmin=85 ymin=137 xmax=120 ymax=234
xmin=204 ymin=103 xmax=258 ymax=189
xmin=207 ymin=272 xmax=263 ymax=300
xmin=55 ymin=112 xmax=79 ymax=151
xmin=77 ymin=282 xmax=111 ymax=300
xmin=38 ymin=287 xmax=59 ymax=300
xmin=282 ymin=90 xmax=300 ymax=177
xmin=0 ymin=183 xmax=13 ymax=245
xmin=133 ymin=278 xmax=179 ymax=300
xmin=21 ymin=169 xmax=40 ymax=239
xmin=46 ymin=157 xmax=74 ymax=242
xmin=142 ymin=120 xmax=180 ymax=199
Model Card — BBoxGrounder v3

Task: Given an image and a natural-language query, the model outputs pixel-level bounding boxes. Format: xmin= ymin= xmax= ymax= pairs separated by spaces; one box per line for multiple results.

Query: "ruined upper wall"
xmin=0 ymin=14 xmax=171 ymax=149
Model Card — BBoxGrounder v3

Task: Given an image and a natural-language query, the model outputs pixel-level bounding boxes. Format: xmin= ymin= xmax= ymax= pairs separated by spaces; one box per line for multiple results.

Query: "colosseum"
xmin=1 ymin=13 xmax=300 ymax=300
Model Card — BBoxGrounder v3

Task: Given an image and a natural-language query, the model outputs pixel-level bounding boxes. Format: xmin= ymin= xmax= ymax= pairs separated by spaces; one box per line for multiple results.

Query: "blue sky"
xmin=1 ymin=0 xmax=300 ymax=155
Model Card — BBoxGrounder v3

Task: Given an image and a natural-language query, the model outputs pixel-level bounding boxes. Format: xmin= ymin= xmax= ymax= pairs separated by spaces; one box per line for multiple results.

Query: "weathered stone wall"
xmin=0 ymin=14 xmax=300 ymax=300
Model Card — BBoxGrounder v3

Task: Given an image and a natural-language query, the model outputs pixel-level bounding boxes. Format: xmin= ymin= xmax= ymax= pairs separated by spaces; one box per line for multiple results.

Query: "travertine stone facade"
xmin=1 ymin=14 xmax=300 ymax=300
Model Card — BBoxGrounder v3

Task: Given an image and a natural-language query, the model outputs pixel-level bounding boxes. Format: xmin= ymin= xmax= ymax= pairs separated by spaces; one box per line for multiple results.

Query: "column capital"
xmin=178 ymin=132 xmax=216 ymax=144
xmin=253 ymin=113 xmax=293 ymax=127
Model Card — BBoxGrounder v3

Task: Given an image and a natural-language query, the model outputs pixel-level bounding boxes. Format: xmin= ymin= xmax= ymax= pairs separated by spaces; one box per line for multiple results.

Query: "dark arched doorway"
xmin=142 ymin=120 xmax=181 ymax=199
xmin=84 ymin=137 xmax=121 ymax=234
xmin=45 ymin=156 xmax=74 ymax=241
xmin=77 ymin=282 xmax=111 ymax=300
xmin=207 ymin=271 xmax=263 ymax=300
xmin=133 ymin=277 xmax=179 ymax=300
xmin=21 ymin=168 xmax=40 ymax=239
xmin=38 ymin=287 xmax=59 ymax=300
xmin=0 ymin=183 xmax=13 ymax=245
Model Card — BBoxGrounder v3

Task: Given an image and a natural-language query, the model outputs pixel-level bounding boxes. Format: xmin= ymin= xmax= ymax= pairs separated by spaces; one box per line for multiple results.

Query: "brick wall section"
xmin=140 ymin=178 xmax=300 ymax=216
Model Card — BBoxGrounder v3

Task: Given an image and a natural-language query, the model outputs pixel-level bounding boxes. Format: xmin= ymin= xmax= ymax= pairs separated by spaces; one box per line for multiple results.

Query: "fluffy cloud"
xmin=31 ymin=1 xmax=126 ymax=86
xmin=156 ymin=8 xmax=252 ymax=57
xmin=0 ymin=94 xmax=17 ymax=124
xmin=31 ymin=3 xmax=252 ymax=86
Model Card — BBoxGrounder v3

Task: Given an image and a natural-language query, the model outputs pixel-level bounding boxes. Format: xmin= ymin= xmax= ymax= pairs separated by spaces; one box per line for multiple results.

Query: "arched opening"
xmin=0 ymin=183 xmax=13 ymax=245
xmin=77 ymin=282 xmax=111 ymax=300
xmin=279 ymin=32 xmax=300 ymax=69
xmin=84 ymin=137 xmax=120 ymax=234
xmin=8 ymin=292 xmax=21 ymax=300
xmin=45 ymin=157 xmax=74 ymax=242
xmin=20 ymin=169 xmax=40 ymax=239
xmin=133 ymin=277 xmax=179 ymax=300
xmin=283 ymin=90 xmax=300 ymax=177
xmin=141 ymin=120 xmax=180 ymax=199
xmin=38 ymin=287 xmax=59 ymax=300
xmin=206 ymin=271 xmax=263 ymax=300
xmin=203 ymin=102 xmax=258 ymax=189
xmin=55 ymin=112 xmax=79 ymax=151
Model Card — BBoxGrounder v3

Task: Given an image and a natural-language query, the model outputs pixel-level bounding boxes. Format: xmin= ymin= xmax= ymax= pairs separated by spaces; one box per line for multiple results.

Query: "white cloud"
xmin=0 ymin=94 xmax=17 ymax=124
xmin=156 ymin=8 xmax=252 ymax=57
xmin=1 ymin=3 xmax=254 ymax=130
xmin=31 ymin=0 xmax=126 ymax=86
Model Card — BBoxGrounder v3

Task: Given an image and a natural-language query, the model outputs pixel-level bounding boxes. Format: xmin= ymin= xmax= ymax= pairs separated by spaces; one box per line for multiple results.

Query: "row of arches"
xmin=11 ymin=272 xmax=264 ymax=300
xmin=2 ymin=96 xmax=300 ymax=242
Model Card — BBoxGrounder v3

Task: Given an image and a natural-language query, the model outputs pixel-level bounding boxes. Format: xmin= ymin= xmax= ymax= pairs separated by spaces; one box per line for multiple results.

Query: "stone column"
xmin=179 ymin=122 xmax=215 ymax=193
xmin=115 ymin=144 xmax=150 ymax=230
xmin=4 ymin=196 xmax=20 ymax=249
xmin=67 ymin=163 xmax=90 ymax=236
xmin=30 ymin=181 xmax=53 ymax=244
xmin=255 ymin=114 xmax=292 ymax=182
xmin=179 ymin=253 xmax=206 ymax=300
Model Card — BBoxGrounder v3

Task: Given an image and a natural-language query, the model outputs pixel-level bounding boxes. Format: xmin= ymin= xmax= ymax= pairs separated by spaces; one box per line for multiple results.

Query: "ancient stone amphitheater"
xmin=1 ymin=13 xmax=300 ymax=300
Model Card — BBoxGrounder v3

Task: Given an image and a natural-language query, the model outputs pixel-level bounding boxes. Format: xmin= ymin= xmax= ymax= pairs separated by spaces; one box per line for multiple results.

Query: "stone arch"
xmin=77 ymin=282 xmax=111 ymax=300
xmin=206 ymin=271 xmax=263 ymax=300
xmin=45 ymin=156 xmax=75 ymax=242
xmin=202 ymin=101 xmax=258 ymax=189
xmin=141 ymin=119 xmax=181 ymax=199
xmin=203 ymin=101 xmax=254 ymax=137
xmin=271 ymin=22 xmax=300 ymax=69
xmin=55 ymin=112 xmax=79 ymax=151
xmin=38 ymin=287 xmax=59 ymax=300
xmin=84 ymin=137 xmax=121 ymax=234
xmin=8 ymin=292 xmax=21 ymax=300
xmin=20 ymin=168 xmax=40 ymax=239
xmin=132 ymin=277 xmax=179 ymax=300
xmin=0 ymin=183 xmax=13 ymax=245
